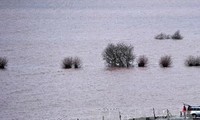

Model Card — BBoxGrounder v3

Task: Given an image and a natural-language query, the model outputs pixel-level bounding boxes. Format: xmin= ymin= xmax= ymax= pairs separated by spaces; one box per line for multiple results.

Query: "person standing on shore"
xmin=183 ymin=105 xmax=187 ymax=118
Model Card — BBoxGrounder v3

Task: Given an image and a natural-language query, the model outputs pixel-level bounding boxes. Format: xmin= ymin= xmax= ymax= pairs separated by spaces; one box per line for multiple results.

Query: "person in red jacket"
xmin=183 ymin=105 xmax=187 ymax=118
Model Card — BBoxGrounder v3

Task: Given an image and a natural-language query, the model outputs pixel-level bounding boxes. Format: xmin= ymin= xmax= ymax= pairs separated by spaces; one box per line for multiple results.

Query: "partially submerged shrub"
xmin=185 ymin=56 xmax=200 ymax=67
xmin=102 ymin=43 xmax=135 ymax=68
xmin=185 ymin=56 xmax=196 ymax=67
xmin=137 ymin=55 xmax=148 ymax=67
xmin=62 ymin=57 xmax=82 ymax=69
xmin=73 ymin=57 xmax=81 ymax=69
xmin=159 ymin=55 xmax=172 ymax=68
xmin=0 ymin=57 xmax=8 ymax=69
xmin=171 ymin=30 xmax=183 ymax=40
xmin=196 ymin=57 xmax=200 ymax=66
xmin=155 ymin=33 xmax=171 ymax=40
xmin=62 ymin=57 xmax=73 ymax=69
xmin=155 ymin=30 xmax=183 ymax=40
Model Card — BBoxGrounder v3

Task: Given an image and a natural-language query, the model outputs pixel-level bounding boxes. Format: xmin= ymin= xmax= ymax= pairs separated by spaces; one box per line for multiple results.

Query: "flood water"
xmin=1 ymin=1 xmax=200 ymax=120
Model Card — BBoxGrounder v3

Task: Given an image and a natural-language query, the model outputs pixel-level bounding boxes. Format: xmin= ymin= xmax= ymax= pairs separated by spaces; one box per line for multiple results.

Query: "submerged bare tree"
xmin=102 ymin=43 xmax=135 ymax=68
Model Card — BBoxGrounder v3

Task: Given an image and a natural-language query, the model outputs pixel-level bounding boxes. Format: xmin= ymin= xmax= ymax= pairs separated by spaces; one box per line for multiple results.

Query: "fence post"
xmin=119 ymin=111 xmax=121 ymax=120
xmin=153 ymin=108 xmax=156 ymax=119
xmin=167 ymin=109 xmax=170 ymax=120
